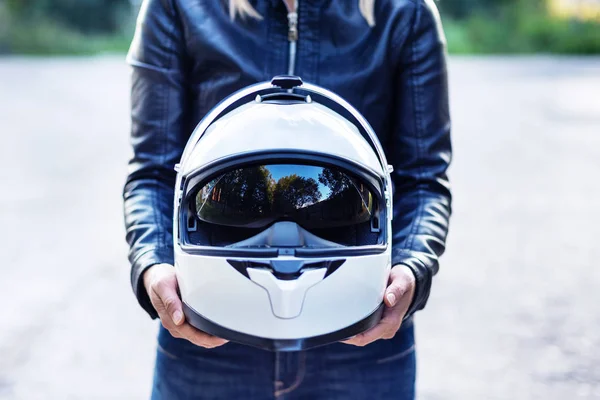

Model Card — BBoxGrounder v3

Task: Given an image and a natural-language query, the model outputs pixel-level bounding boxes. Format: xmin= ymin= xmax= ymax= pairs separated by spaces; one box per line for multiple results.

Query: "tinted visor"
xmin=194 ymin=164 xmax=375 ymax=229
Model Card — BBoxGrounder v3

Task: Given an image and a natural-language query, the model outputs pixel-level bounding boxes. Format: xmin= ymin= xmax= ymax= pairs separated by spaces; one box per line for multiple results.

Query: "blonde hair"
xmin=228 ymin=0 xmax=376 ymax=27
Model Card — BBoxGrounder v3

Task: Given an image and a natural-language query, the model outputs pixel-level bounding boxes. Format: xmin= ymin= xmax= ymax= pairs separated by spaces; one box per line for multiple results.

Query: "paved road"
xmin=0 ymin=56 xmax=599 ymax=400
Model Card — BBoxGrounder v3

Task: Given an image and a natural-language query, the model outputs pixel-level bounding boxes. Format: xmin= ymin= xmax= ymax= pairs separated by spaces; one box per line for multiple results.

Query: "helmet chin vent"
xmin=227 ymin=259 xmax=346 ymax=281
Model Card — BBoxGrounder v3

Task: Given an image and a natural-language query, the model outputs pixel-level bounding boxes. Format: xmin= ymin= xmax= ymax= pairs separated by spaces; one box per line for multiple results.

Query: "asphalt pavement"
xmin=0 ymin=56 xmax=599 ymax=399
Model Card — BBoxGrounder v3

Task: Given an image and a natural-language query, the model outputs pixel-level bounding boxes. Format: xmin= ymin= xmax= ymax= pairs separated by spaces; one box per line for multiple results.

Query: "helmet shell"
xmin=181 ymin=101 xmax=385 ymax=179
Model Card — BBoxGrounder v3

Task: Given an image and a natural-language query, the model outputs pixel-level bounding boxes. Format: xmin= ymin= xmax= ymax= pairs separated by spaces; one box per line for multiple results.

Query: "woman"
xmin=123 ymin=0 xmax=451 ymax=398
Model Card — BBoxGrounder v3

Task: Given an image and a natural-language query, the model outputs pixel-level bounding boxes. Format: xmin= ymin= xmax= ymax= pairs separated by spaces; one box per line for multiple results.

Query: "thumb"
xmin=384 ymin=265 xmax=415 ymax=308
xmin=154 ymin=277 xmax=185 ymax=326
xmin=384 ymin=283 xmax=403 ymax=308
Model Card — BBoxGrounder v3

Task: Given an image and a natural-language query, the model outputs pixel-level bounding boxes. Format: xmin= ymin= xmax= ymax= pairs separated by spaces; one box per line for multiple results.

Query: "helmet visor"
xmin=194 ymin=164 xmax=375 ymax=229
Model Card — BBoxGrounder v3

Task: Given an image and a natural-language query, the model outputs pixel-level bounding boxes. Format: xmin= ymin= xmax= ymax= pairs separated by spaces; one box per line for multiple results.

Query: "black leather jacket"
xmin=124 ymin=0 xmax=452 ymax=320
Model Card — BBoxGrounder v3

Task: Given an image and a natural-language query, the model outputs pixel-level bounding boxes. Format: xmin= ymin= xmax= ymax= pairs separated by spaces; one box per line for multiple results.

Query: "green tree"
xmin=317 ymin=168 xmax=354 ymax=198
xmin=197 ymin=166 xmax=274 ymax=224
xmin=437 ymin=0 xmax=512 ymax=19
xmin=5 ymin=0 xmax=131 ymax=34
xmin=273 ymin=175 xmax=321 ymax=212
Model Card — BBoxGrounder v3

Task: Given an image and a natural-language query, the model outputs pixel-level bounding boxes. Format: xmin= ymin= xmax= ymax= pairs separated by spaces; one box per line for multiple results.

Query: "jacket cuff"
xmin=130 ymin=248 xmax=175 ymax=319
xmin=392 ymin=249 xmax=434 ymax=320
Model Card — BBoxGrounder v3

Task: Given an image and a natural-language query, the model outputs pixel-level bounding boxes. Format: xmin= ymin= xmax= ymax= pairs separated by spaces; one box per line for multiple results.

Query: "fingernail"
xmin=386 ymin=293 xmax=396 ymax=306
xmin=173 ymin=310 xmax=183 ymax=325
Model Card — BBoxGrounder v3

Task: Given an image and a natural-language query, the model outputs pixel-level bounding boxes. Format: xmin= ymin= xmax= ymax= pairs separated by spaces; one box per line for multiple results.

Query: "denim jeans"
xmin=151 ymin=319 xmax=416 ymax=400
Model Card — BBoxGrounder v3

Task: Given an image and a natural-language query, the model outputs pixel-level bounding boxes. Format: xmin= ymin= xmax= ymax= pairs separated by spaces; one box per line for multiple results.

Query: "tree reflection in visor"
xmin=194 ymin=164 xmax=375 ymax=229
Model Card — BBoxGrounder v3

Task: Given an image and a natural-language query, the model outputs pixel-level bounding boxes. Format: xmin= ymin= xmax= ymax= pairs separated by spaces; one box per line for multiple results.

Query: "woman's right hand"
xmin=143 ymin=264 xmax=229 ymax=348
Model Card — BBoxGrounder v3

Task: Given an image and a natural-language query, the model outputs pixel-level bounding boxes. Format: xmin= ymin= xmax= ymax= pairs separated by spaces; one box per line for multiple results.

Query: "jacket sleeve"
xmin=389 ymin=0 xmax=452 ymax=319
xmin=123 ymin=0 xmax=189 ymax=318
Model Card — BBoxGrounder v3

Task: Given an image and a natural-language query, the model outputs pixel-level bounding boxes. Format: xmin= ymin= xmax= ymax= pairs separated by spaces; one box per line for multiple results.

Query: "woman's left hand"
xmin=341 ymin=264 xmax=416 ymax=346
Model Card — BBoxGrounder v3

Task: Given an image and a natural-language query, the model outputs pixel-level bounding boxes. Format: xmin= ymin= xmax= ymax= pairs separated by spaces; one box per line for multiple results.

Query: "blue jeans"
xmin=151 ymin=319 xmax=416 ymax=399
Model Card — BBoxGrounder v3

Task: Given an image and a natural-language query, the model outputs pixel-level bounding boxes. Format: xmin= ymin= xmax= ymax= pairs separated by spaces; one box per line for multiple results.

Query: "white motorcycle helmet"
xmin=174 ymin=76 xmax=394 ymax=351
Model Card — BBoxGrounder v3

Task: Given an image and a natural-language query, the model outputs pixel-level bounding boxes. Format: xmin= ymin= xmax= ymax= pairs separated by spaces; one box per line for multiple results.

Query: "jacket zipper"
xmin=285 ymin=0 xmax=298 ymax=75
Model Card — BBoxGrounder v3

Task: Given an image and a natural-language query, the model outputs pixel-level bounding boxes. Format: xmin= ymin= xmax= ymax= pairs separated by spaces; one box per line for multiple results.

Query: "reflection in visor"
xmin=195 ymin=164 xmax=374 ymax=229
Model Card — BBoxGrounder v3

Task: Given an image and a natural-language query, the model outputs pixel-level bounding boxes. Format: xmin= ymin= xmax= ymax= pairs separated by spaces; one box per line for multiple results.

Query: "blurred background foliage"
xmin=0 ymin=0 xmax=136 ymax=54
xmin=0 ymin=0 xmax=598 ymax=55
xmin=439 ymin=0 xmax=600 ymax=54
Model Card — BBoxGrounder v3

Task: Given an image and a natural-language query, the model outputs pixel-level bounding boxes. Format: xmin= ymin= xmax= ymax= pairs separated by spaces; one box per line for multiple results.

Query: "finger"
xmin=147 ymin=288 xmax=170 ymax=322
xmin=385 ymin=266 xmax=415 ymax=308
xmin=341 ymin=308 xmax=402 ymax=346
xmin=148 ymin=280 xmax=228 ymax=348
xmin=378 ymin=308 xmax=403 ymax=339
xmin=175 ymin=323 xmax=229 ymax=348
xmin=152 ymin=278 xmax=184 ymax=326
xmin=340 ymin=335 xmax=357 ymax=344
xmin=148 ymin=292 xmax=181 ymax=333
xmin=340 ymin=336 xmax=366 ymax=346
xmin=342 ymin=319 xmax=393 ymax=346
xmin=384 ymin=280 xmax=406 ymax=308
xmin=341 ymin=323 xmax=388 ymax=346
xmin=154 ymin=306 xmax=228 ymax=348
